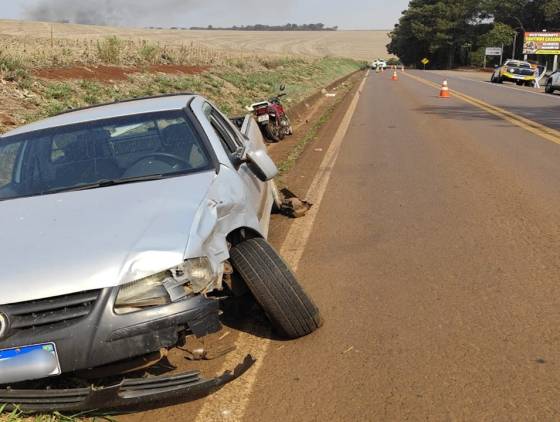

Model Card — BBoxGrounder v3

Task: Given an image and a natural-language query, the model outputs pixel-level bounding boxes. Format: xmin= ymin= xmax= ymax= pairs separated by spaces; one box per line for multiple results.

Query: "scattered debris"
xmin=184 ymin=331 xmax=237 ymax=361
xmin=342 ymin=346 xmax=355 ymax=355
xmin=277 ymin=188 xmax=313 ymax=219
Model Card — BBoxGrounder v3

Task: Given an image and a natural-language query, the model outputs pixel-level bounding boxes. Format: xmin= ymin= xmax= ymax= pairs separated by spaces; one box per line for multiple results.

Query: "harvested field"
xmin=0 ymin=19 xmax=390 ymax=61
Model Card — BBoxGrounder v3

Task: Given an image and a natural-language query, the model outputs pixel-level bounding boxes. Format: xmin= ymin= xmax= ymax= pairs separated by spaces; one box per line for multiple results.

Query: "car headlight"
xmin=508 ymin=68 xmax=515 ymax=73
xmin=114 ymin=257 xmax=218 ymax=314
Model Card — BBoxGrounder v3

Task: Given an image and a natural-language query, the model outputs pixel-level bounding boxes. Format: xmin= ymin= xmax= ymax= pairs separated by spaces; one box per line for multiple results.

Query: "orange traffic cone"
xmin=439 ymin=80 xmax=450 ymax=98
xmin=392 ymin=70 xmax=399 ymax=81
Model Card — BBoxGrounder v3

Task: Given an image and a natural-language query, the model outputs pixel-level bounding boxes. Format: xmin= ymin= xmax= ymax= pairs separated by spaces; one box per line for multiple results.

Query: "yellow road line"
xmin=402 ymin=71 xmax=560 ymax=146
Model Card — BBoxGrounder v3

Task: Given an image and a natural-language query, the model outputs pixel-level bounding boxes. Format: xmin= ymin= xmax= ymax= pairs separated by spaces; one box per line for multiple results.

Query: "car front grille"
xmin=2 ymin=290 xmax=101 ymax=334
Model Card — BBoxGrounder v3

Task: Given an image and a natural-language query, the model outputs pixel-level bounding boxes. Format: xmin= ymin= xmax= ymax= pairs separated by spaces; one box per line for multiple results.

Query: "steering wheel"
xmin=124 ymin=153 xmax=191 ymax=177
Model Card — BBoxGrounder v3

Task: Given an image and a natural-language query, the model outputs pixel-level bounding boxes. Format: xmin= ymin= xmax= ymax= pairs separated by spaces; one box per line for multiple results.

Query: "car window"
xmin=0 ymin=142 xmax=23 ymax=189
xmin=0 ymin=111 xmax=213 ymax=201
xmin=203 ymin=102 xmax=242 ymax=155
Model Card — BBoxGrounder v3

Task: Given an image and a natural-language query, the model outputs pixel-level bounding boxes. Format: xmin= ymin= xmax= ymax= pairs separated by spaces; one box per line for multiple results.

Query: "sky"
xmin=0 ymin=0 xmax=410 ymax=30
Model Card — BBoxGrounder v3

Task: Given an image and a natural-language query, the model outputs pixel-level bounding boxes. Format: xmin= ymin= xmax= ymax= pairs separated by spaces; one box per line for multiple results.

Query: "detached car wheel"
xmin=230 ymin=238 xmax=323 ymax=339
xmin=545 ymin=81 xmax=555 ymax=94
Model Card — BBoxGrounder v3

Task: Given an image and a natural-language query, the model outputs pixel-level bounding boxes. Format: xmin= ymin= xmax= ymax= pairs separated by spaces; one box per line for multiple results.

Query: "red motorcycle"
xmin=248 ymin=85 xmax=293 ymax=142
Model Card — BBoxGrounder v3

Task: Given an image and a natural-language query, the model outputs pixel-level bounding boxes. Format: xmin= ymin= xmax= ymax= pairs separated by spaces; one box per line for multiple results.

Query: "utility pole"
xmin=512 ymin=32 xmax=518 ymax=60
xmin=500 ymin=44 xmax=504 ymax=65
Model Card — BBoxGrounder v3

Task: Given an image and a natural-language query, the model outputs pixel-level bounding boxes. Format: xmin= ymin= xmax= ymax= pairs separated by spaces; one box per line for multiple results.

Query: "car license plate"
xmin=257 ymin=115 xmax=269 ymax=123
xmin=0 ymin=343 xmax=61 ymax=380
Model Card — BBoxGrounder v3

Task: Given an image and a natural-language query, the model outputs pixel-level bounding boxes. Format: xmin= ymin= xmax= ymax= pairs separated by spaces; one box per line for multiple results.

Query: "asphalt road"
xmin=126 ymin=70 xmax=560 ymax=421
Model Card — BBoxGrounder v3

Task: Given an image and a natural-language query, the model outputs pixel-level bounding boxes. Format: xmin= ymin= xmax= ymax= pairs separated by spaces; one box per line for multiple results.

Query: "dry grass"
xmin=0 ymin=20 xmax=390 ymax=61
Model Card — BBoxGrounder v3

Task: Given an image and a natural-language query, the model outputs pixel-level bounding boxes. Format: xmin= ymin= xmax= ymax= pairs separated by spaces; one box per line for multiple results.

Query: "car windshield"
xmin=507 ymin=61 xmax=531 ymax=68
xmin=0 ymin=111 xmax=213 ymax=201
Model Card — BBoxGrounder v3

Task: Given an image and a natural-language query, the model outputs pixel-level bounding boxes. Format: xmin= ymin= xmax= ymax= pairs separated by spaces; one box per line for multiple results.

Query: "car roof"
xmin=2 ymin=94 xmax=195 ymax=137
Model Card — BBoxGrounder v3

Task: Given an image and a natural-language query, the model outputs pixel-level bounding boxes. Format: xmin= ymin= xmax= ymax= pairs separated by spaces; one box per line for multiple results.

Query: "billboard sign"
xmin=485 ymin=47 xmax=503 ymax=56
xmin=523 ymin=32 xmax=560 ymax=55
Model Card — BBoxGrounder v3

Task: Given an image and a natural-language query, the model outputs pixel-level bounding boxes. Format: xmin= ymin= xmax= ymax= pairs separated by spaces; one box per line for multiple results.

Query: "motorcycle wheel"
xmin=265 ymin=121 xmax=282 ymax=142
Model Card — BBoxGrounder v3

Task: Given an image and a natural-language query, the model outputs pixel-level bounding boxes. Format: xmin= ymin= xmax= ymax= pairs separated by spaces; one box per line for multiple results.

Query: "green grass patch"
xmin=276 ymin=79 xmax=354 ymax=180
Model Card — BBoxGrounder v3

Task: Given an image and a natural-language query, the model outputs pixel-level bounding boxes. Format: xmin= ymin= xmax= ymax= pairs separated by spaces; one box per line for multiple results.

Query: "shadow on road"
xmin=416 ymin=104 xmax=560 ymax=130
xmin=220 ymin=296 xmax=286 ymax=341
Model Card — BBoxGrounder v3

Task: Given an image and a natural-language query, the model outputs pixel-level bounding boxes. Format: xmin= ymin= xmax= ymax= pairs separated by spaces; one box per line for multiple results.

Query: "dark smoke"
xmin=25 ymin=0 xmax=292 ymax=27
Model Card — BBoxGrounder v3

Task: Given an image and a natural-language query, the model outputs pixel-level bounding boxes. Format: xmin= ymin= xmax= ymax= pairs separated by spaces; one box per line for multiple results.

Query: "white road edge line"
xmin=194 ymin=70 xmax=370 ymax=422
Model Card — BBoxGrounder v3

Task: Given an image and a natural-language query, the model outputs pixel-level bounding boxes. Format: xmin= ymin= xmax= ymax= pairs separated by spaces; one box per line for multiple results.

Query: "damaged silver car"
xmin=0 ymin=94 xmax=322 ymax=412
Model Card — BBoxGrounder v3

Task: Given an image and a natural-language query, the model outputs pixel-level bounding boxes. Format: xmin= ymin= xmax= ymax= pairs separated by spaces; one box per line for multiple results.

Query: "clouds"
xmin=20 ymin=0 xmax=407 ymax=29
xmin=24 ymin=0 xmax=296 ymax=27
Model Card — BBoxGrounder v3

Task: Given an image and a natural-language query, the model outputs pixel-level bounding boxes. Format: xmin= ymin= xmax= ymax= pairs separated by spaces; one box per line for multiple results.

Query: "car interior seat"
xmin=55 ymin=130 xmax=121 ymax=188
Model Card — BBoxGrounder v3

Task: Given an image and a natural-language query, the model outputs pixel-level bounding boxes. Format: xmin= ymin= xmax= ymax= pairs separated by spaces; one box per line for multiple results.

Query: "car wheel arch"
xmin=227 ymin=227 xmax=263 ymax=247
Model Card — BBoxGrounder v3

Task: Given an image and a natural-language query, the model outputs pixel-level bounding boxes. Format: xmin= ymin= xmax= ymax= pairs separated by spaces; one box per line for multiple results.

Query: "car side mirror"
xmin=245 ymin=149 xmax=278 ymax=182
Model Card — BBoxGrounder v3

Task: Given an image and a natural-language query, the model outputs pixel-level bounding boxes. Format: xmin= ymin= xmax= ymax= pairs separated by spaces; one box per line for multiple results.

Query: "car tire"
xmin=545 ymin=80 xmax=555 ymax=94
xmin=230 ymin=238 xmax=323 ymax=339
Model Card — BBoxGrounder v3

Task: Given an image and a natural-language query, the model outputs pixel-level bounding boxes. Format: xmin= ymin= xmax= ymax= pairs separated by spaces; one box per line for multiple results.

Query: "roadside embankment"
xmin=0 ymin=35 xmax=364 ymax=133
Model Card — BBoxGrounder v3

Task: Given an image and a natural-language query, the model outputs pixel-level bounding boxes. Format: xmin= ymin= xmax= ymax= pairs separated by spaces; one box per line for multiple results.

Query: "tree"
xmin=483 ymin=0 xmax=560 ymax=30
xmin=388 ymin=0 xmax=483 ymax=68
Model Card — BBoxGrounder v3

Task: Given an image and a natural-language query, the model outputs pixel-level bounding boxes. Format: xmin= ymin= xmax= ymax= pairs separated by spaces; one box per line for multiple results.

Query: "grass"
xmin=4 ymin=56 xmax=363 ymax=128
xmin=0 ymin=404 xmax=119 ymax=422
xmin=276 ymin=80 xmax=354 ymax=178
xmin=95 ymin=36 xmax=123 ymax=65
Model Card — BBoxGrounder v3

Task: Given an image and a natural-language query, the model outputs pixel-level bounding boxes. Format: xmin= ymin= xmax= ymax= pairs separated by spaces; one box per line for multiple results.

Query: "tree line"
xmin=387 ymin=0 xmax=560 ymax=68
xmin=190 ymin=23 xmax=338 ymax=31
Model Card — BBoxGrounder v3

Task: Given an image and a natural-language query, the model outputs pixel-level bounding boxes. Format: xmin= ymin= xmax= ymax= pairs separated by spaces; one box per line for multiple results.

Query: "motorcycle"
xmin=247 ymin=85 xmax=293 ymax=142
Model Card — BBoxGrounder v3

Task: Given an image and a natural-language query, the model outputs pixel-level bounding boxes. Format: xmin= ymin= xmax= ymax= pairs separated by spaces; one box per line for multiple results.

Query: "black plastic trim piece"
xmin=0 ymin=355 xmax=255 ymax=413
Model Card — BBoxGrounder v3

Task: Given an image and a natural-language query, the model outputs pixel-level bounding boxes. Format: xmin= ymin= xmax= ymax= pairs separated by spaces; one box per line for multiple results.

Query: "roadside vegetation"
xmin=0 ymin=35 xmax=363 ymax=134
xmin=388 ymin=0 xmax=560 ymax=68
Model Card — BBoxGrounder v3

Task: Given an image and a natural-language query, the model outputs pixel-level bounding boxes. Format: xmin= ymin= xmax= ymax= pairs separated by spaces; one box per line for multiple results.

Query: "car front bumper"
xmin=0 ymin=355 xmax=255 ymax=412
xmin=501 ymin=72 xmax=535 ymax=82
xmin=0 ymin=288 xmax=222 ymax=383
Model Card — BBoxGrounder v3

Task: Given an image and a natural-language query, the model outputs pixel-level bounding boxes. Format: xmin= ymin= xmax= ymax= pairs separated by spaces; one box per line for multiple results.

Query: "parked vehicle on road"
xmin=0 ymin=94 xmax=322 ymax=412
xmin=545 ymin=70 xmax=560 ymax=94
xmin=371 ymin=59 xmax=388 ymax=70
xmin=248 ymin=85 xmax=293 ymax=143
xmin=491 ymin=60 xmax=536 ymax=86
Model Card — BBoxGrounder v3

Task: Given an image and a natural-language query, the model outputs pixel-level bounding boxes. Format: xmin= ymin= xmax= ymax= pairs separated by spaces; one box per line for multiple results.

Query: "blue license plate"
xmin=0 ymin=343 xmax=61 ymax=379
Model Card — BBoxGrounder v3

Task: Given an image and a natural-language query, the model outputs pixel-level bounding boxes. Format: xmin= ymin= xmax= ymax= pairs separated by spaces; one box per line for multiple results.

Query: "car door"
xmin=553 ymin=71 xmax=560 ymax=88
xmin=202 ymin=103 xmax=270 ymax=222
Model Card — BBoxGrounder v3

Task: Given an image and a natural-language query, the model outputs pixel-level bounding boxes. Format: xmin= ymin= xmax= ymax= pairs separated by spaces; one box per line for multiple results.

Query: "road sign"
xmin=485 ymin=47 xmax=503 ymax=56
xmin=523 ymin=32 xmax=560 ymax=55
xmin=421 ymin=58 xmax=429 ymax=65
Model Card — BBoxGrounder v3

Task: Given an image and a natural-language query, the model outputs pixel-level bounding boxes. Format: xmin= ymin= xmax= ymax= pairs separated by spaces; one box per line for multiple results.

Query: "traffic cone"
xmin=392 ymin=70 xmax=398 ymax=81
xmin=439 ymin=80 xmax=450 ymax=98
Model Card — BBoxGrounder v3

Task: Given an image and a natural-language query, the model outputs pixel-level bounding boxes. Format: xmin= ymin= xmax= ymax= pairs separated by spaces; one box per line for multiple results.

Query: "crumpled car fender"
xmin=184 ymin=165 xmax=264 ymax=273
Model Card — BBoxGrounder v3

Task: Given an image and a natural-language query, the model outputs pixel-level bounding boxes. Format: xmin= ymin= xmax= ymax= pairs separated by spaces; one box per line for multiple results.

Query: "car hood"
xmin=0 ymin=172 xmax=216 ymax=305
